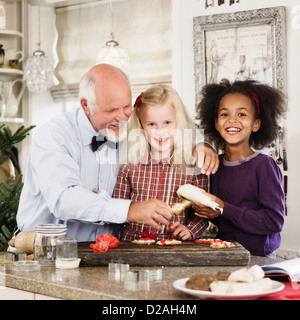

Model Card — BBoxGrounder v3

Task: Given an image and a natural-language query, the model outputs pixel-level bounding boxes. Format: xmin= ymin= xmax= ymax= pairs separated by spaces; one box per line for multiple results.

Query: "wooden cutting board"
xmin=78 ymin=241 xmax=250 ymax=266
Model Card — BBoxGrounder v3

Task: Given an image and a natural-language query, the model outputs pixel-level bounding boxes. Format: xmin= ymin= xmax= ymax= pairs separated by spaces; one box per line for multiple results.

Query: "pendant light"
xmin=23 ymin=0 xmax=54 ymax=94
xmin=96 ymin=0 xmax=129 ymax=70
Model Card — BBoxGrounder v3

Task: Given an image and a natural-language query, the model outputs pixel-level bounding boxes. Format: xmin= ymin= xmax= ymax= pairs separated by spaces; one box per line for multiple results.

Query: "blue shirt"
xmin=17 ymin=107 xmax=131 ymax=241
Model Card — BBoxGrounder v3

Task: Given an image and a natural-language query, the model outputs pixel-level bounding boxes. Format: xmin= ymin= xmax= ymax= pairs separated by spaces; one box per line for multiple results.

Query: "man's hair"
xmin=78 ymin=64 xmax=131 ymax=114
xmin=79 ymin=72 xmax=96 ymax=114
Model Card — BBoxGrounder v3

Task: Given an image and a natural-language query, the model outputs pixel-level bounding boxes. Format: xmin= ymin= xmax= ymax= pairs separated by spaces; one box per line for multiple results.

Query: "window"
xmin=52 ymin=0 xmax=172 ymax=102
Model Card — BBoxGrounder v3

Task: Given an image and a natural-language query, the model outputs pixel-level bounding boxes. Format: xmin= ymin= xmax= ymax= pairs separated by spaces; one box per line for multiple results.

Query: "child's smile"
xmin=215 ymin=93 xmax=261 ymax=152
xmin=225 ymin=126 xmax=241 ymax=135
xmin=139 ymin=104 xmax=177 ymax=160
xmin=154 ymin=136 xmax=170 ymax=145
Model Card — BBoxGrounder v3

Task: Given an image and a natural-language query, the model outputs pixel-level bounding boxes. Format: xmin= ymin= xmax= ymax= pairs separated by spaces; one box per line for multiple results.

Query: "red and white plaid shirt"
xmin=113 ymin=155 xmax=209 ymax=241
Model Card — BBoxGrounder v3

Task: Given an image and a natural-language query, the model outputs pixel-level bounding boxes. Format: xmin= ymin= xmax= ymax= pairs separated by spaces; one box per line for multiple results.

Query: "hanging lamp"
xmin=96 ymin=0 xmax=129 ymax=70
xmin=23 ymin=0 xmax=54 ymax=94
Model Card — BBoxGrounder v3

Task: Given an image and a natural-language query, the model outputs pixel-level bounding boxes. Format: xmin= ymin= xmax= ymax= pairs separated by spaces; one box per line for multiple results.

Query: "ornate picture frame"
xmin=193 ymin=6 xmax=286 ymax=106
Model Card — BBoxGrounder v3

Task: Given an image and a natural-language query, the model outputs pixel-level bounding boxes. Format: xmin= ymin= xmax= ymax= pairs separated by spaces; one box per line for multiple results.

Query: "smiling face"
xmin=139 ymin=104 xmax=177 ymax=160
xmin=215 ymin=93 xmax=261 ymax=151
xmin=80 ymin=64 xmax=132 ymax=142
xmin=87 ymin=84 xmax=132 ymax=142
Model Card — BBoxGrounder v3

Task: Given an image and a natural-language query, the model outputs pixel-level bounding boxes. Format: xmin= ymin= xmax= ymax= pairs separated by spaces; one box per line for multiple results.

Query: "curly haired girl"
xmin=194 ymin=79 xmax=287 ymax=257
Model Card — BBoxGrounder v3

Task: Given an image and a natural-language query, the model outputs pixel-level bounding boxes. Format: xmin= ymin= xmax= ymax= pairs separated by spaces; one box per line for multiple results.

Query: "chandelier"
xmin=23 ymin=0 xmax=54 ymax=94
xmin=96 ymin=0 xmax=129 ymax=70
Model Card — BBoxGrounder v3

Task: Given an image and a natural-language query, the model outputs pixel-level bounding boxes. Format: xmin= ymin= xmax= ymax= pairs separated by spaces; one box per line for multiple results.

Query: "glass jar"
xmin=55 ymin=237 xmax=81 ymax=269
xmin=56 ymin=237 xmax=78 ymax=261
xmin=34 ymin=224 xmax=67 ymax=266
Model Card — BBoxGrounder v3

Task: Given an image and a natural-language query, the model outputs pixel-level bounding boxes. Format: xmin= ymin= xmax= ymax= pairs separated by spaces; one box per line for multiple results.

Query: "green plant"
xmin=0 ymin=124 xmax=35 ymax=250
xmin=0 ymin=175 xmax=23 ymax=229
xmin=0 ymin=225 xmax=13 ymax=252
xmin=0 ymin=124 xmax=35 ymax=165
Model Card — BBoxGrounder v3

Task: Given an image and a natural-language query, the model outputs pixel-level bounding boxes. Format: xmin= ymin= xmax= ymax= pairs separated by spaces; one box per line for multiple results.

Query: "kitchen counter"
xmin=0 ymin=255 xmax=281 ymax=300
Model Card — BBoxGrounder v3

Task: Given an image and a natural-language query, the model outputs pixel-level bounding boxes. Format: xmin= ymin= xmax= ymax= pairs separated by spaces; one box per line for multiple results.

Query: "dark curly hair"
xmin=195 ymin=79 xmax=287 ymax=150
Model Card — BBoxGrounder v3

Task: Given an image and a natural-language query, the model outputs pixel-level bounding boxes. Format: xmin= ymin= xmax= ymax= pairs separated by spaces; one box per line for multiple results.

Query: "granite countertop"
xmin=0 ymin=256 xmax=281 ymax=300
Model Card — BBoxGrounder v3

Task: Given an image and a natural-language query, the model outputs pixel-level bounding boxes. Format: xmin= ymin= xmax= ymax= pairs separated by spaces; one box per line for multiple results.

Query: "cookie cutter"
xmin=124 ymin=269 xmax=150 ymax=291
xmin=108 ymin=262 xmax=130 ymax=280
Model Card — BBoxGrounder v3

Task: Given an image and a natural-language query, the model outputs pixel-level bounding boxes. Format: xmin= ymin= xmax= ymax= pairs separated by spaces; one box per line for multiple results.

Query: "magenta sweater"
xmin=211 ymin=153 xmax=285 ymax=256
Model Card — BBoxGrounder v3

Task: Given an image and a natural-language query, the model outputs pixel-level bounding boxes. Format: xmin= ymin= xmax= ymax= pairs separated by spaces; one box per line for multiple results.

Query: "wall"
xmin=28 ymin=0 xmax=300 ymax=254
xmin=172 ymin=0 xmax=300 ymax=255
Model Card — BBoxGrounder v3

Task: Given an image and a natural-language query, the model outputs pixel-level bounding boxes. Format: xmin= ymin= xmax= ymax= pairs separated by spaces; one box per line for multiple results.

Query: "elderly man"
xmin=17 ymin=64 xmax=218 ymax=241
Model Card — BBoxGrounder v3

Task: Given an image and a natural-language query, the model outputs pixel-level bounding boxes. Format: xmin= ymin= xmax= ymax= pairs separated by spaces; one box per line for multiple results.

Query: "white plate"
xmin=173 ymin=277 xmax=284 ymax=300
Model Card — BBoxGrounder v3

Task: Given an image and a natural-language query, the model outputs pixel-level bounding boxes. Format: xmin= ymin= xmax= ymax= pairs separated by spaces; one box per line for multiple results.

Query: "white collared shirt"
xmin=17 ymin=107 xmax=131 ymax=241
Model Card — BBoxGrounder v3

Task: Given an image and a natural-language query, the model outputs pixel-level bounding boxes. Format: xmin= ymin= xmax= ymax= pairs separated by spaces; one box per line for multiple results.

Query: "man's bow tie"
xmin=91 ymin=135 xmax=118 ymax=152
xmin=91 ymin=135 xmax=107 ymax=152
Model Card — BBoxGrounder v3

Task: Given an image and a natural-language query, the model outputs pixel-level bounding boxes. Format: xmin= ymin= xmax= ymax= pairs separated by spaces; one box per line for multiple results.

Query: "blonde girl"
xmin=113 ymin=84 xmax=208 ymax=241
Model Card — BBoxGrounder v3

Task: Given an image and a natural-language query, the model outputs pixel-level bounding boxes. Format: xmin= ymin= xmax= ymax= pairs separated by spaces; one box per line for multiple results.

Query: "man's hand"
xmin=127 ymin=199 xmax=173 ymax=230
xmin=192 ymin=143 xmax=219 ymax=176
xmin=93 ymin=189 xmax=173 ymax=230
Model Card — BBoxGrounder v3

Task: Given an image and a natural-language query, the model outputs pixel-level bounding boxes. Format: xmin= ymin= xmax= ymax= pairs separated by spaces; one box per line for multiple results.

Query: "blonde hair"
xmin=121 ymin=84 xmax=197 ymax=169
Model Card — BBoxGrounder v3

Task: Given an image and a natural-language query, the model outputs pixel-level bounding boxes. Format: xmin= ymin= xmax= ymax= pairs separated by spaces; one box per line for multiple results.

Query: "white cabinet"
xmin=0 ymin=286 xmax=61 ymax=300
xmin=0 ymin=285 xmax=35 ymax=300
xmin=0 ymin=0 xmax=26 ymax=124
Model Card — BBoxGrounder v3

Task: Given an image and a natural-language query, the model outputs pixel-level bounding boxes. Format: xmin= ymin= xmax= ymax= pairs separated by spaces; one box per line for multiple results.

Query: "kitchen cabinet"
xmin=0 ymin=0 xmax=27 ymax=125
xmin=0 ymin=285 xmax=60 ymax=300
xmin=0 ymin=285 xmax=35 ymax=300
xmin=0 ymin=0 xmax=29 ymax=177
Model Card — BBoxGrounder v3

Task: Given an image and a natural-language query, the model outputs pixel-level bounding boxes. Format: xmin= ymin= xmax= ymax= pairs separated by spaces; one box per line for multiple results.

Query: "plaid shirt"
xmin=113 ymin=156 xmax=208 ymax=241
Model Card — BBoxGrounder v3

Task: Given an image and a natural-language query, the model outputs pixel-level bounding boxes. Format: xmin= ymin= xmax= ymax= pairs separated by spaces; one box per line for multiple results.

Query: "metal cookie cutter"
xmin=124 ymin=269 xmax=150 ymax=291
xmin=108 ymin=261 xmax=130 ymax=280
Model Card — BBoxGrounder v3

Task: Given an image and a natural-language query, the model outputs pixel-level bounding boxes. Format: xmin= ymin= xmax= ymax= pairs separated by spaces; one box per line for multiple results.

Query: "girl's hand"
xmin=192 ymin=191 xmax=224 ymax=219
xmin=193 ymin=203 xmax=221 ymax=219
xmin=167 ymin=222 xmax=192 ymax=240
xmin=192 ymin=143 xmax=219 ymax=175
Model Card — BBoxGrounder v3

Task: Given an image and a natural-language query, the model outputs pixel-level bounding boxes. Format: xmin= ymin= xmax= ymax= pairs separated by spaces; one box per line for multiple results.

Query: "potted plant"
xmin=0 ymin=124 xmax=35 ymax=250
